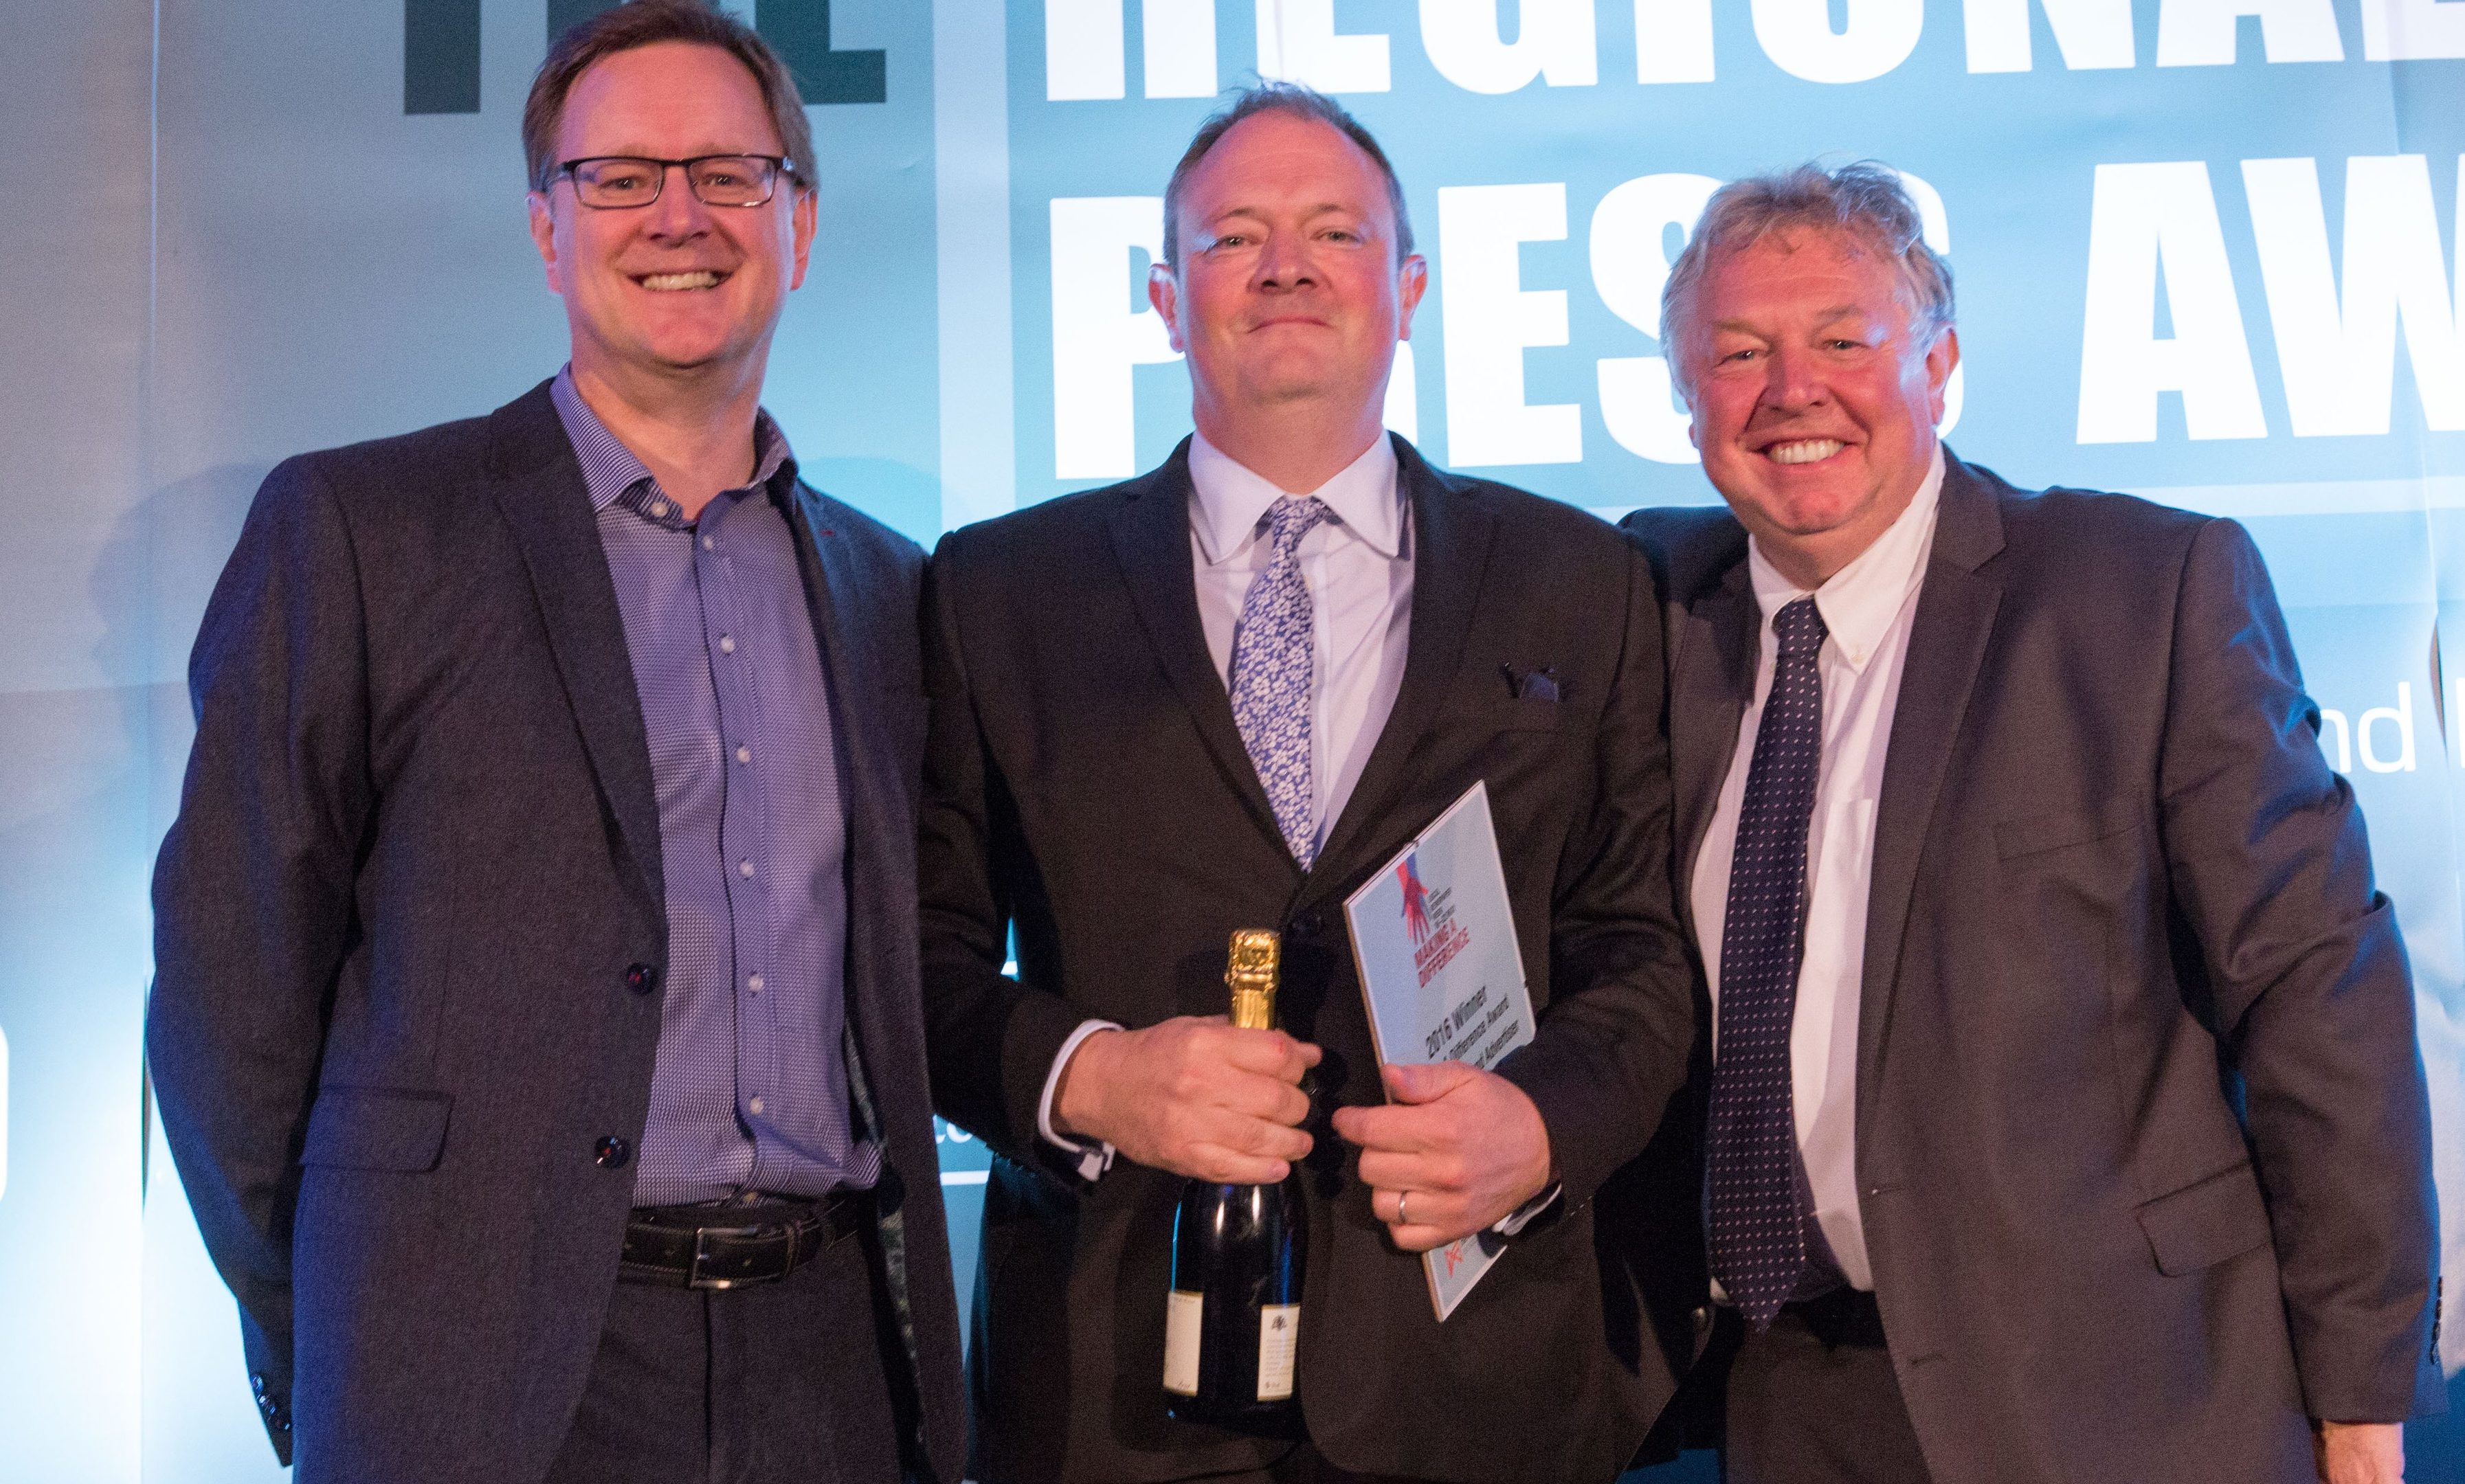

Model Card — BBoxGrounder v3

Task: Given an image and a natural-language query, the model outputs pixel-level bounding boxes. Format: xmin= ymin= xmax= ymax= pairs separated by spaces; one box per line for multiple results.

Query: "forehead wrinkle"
xmin=578 ymin=140 xmax=771 ymax=160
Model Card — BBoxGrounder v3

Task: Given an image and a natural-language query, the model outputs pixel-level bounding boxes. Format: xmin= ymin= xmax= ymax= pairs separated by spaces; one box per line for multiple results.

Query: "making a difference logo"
xmin=403 ymin=0 xmax=889 ymax=114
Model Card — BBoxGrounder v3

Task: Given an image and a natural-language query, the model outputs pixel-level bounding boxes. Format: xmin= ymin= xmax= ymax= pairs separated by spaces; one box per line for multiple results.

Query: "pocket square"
xmin=1502 ymin=664 xmax=1561 ymax=703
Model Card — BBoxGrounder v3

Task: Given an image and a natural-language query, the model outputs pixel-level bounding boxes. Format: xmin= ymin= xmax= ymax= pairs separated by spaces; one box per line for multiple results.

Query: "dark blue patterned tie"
xmin=1708 ymin=596 xmax=1829 ymax=1331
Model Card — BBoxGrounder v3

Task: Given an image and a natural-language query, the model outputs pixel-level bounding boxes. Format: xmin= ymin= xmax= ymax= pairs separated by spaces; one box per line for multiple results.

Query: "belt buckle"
xmin=688 ymin=1224 xmax=763 ymax=1290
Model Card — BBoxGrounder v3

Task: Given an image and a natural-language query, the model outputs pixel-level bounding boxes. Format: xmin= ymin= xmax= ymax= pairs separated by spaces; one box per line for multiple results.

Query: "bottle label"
xmin=1256 ymin=1303 xmax=1300 ymax=1400
xmin=1163 ymin=1290 xmax=1203 ymax=1396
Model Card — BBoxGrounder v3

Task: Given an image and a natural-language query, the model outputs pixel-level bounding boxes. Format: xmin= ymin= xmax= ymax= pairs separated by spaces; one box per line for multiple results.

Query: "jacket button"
xmin=623 ymin=963 xmax=659 ymax=996
xmin=594 ymin=1135 xmax=632 ymax=1169
xmin=1691 ymin=1304 xmax=1714 ymax=1334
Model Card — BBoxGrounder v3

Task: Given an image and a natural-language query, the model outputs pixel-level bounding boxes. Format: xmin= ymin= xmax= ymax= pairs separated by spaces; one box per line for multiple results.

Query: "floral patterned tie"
xmin=1230 ymin=496 xmax=1333 ymax=869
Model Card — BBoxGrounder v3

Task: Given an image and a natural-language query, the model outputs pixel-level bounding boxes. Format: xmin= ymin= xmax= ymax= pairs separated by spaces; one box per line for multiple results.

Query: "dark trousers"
xmin=544 ymin=1217 xmax=904 ymax=1484
xmin=1722 ymin=1291 xmax=1933 ymax=1484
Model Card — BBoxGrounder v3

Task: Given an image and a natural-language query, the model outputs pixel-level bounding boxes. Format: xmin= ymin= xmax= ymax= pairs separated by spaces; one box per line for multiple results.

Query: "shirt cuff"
xmin=1491 ymin=1180 xmax=1563 ymax=1237
xmin=1038 ymin=1018 xmax=1124 ymax=1183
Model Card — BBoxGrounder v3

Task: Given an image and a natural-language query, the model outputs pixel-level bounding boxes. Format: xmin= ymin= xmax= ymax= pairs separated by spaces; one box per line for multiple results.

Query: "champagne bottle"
xmin=1163 ymin=929 xmax=1307 ymax=1435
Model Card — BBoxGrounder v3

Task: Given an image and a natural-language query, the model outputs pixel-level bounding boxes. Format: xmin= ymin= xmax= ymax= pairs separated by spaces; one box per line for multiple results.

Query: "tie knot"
xmin=1265 ymin=495 xmax=1332 ymax=554
xmin=1772 ymin=596 xmax=1827 ymax=658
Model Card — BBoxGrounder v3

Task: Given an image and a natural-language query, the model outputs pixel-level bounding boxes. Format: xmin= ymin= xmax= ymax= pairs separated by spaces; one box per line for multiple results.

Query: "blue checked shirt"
xmin=552 ymin=368 xmax=878 ymax=1206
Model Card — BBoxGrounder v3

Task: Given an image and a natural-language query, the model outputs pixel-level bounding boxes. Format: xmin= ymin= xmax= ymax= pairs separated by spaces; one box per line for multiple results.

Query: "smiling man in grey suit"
xmin=146 ymin=5 xmax=962 ymax=1481
xmin=1621 ymin=162 xmax=2441 ymax=1484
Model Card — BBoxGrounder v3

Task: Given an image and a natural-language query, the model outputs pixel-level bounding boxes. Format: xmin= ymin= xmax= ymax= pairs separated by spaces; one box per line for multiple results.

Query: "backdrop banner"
xmin=1 ymin=1 xmax=2458 ymax=1478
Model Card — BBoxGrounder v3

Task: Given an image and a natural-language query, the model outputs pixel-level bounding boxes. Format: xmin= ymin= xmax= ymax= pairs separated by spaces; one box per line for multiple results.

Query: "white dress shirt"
xmin=1039 ymin=431 xmax=1415 ymax=1174
xmin=1691 ymin=445 xmax=1944 ymax=1292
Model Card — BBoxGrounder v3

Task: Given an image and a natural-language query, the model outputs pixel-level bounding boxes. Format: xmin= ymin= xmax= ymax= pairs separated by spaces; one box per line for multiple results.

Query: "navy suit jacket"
xmin=148 ymin=381 xmax=967 ymax=1484
xmin=1622 ymin=453 xmax=2442 ymax=1483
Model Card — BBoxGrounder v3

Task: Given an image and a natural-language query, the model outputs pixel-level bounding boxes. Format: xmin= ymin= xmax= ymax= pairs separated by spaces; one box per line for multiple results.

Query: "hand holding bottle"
xmin=1053 ymin=1015 xmax=1321 ymax=1183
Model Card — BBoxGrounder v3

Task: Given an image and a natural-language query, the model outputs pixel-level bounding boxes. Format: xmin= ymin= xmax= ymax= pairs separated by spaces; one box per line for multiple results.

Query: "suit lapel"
xmin=1854 ymin=458 xmax=2005 ymax=1139
xmin=1669 ymin=561 xmax=1760 ymax=951
xmin=790 ymin=487 xmax=884 ymax=749
xmin=1109 ymin=444 xmax=1294 ymax=866
xmin=784 ymin=491 xmax=905 ymax=1099
xmin=484 ymin=383 xmax=665 ymax=907
xmin=788 ymin=487 xmax=897 ymax=873
xmin=1312 ymin=439 xmax=1497 ymax=889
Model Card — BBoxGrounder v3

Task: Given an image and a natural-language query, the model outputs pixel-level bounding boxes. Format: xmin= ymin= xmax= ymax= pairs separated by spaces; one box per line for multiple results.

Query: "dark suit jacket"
xmin=148 ymin=381 xmax=967 ymax=1484
xmin=918 ymin=436 xmax=1701 ymax=1484
xmin=1622 ymin=452 xmax=2443 ymax=1483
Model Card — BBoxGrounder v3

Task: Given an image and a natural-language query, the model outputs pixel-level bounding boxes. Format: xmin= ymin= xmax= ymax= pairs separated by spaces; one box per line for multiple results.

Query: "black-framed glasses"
xmin=554 ymin=155 xmax=795 ymax=209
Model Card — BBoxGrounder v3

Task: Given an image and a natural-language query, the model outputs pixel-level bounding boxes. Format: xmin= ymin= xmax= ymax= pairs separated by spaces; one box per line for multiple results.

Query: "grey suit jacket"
xmin=148 ymin=381 xmax=966 ymax=1484
xmin=1622 ymin=452 xmax=2442 ymax=1483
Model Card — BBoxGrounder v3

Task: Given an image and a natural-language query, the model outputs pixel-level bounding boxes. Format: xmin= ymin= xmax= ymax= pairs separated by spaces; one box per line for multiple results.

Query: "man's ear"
xmin=527 ymin=192 xmax=564 ymax=293
xmin=1671 ymin=353 xmax=1702 ymax=450
xmin=1149 ymin=262 xmax=1186 ymax=354
xmin=1396 ymin=254 xmax=1429 ymax=341
xmin=1925 ymin=326 xmax=1961 ymax=424
xmin=788 ymin=185 xmax=818 ymax=290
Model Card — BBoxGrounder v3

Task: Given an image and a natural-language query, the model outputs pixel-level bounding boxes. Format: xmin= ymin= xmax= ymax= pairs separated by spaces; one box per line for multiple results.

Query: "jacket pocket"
xmin=2135 ymin=1162 xmax=2271 ymax=1276
xmin=300 ymin=1087 xmax=452 ymax=1173
xmin=1993 ymin=798 xmax=2140 ymax=860
xmin=1487 ymin=695 xmax=1565 ymax=733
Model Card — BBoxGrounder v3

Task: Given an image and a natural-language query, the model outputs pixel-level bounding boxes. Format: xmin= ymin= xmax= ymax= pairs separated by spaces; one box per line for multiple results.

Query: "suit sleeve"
xmin=916 ymin=536 xmax=1099 ymax=1172
xmin=1497 ymin=535 xmax=1698 ymax=1211
xmin=146 ymin=456 xmax=375 ymax=1461
xmin=2156 ymin=516 xmax=2441 ymax=1422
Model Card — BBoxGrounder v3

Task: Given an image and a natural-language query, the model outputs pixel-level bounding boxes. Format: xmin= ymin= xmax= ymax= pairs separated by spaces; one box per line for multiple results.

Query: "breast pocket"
xmin=1485 ymin=696 xmax=1564 ymax=734
xmin=1993 ymin=798 xmax=2141 ymax=861
xmin=300 ymin=1087 xmax=452 ymax=1173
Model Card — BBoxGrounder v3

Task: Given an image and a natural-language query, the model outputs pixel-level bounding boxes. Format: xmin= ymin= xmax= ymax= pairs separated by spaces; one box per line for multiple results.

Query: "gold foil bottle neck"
xmin=1225 ymin=929 xmax=1281 ymax=1031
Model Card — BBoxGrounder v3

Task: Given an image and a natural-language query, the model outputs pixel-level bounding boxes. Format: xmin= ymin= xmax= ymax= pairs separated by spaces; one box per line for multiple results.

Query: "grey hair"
xmin=1660 ymin=161 xmax=1954 ymax=394
xmin=1162 ymin=82 xmax=1414 ymax=267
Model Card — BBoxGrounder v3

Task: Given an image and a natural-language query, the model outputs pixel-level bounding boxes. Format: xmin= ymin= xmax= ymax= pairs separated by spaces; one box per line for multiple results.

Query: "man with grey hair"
xmin=1620 ymin=161 xmax=2440 ymax=1484
xmin=922 ymin=83 xmax=1698 ymax=1483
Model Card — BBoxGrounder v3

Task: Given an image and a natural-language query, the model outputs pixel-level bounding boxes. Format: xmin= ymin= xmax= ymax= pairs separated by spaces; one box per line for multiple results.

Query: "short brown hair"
xmin=1162 ymin=82 xmax=1414 ymax=267
xmin=522 ymin=0 xmax=816 ymax=194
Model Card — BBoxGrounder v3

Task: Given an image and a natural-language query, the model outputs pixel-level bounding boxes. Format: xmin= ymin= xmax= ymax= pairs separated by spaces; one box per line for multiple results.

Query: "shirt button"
xmin=720 ymin=635 xmax=736 ymax=654
xmin=649 ymin=498 xmax=670 ymax=518
xmin=623 ymin=962 xmax=659 ymax=996
xmin=702 ymin=535 xmax=716 ymax=550
xmin=735 ymin=745 xmax=751 ymax=764
xmin=748 ymin=974 xmax=765 ymax=993
xmin=593 ymin=1135 xmax=632 ymax=1170
xmin=748 ymin=1097 xmax=766 ymax=1116
xmin=738 ymin=859 xmax=755 ymax=879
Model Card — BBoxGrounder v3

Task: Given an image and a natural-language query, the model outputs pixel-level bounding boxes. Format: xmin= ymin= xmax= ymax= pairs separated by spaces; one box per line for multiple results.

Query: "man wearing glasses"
xmin=146 ymin=3 xmax=965 ymax=1481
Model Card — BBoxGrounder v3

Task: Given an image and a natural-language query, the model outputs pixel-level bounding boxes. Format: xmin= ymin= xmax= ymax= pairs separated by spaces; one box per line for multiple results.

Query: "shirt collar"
xmin=550 ymin=364 xmax=796 ymax=519
xmin=1745 ymin=442 xmax=1945 ymax=673
xmin=1187 ymin=429 xmax=1403 ymax=566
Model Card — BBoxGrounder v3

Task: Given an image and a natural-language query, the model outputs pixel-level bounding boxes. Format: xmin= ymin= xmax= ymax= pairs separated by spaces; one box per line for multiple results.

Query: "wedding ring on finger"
xmin=1396 ymin=1190 xmax=1410 ymax=1225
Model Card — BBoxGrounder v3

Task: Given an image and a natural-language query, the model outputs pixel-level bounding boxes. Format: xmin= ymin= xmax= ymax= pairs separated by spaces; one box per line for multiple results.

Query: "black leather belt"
xmin=618 ymin=1189 xmax=869 ymax=1290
